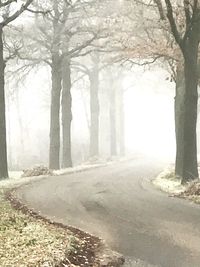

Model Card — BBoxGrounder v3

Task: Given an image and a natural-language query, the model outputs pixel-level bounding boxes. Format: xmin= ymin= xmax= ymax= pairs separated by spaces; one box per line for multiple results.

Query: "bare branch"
xmin=26 ymin=7 xmax=51 ymax=15
xmin=0 ymin=0 xmax=16 ymax=7
xmin=153 ymin=0 xmax=165 ymax=20
xmin=164 ymin=0 xmax=183 ymax=48
xmin=1 ymin=0 xmax=34 ymax=27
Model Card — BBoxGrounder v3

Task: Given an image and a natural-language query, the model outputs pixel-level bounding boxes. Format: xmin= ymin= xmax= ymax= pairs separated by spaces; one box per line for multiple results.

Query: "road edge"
xmin=5 ymin=188 xmax=125 ymax=267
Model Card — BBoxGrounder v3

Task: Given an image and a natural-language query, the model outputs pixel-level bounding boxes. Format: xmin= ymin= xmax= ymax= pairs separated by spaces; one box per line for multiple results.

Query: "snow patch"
xmin=54 ymin=163 xmax=106 ymax=176
xmin=0 ymin=162 xmax=107 ymax=189
xmin=0 ymin=157 xmax=134 ymax=190
xmin=153 ymin=166 xmax=186 ymax=194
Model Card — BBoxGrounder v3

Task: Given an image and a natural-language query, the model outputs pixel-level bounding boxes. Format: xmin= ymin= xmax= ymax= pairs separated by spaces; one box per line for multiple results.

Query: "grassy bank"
xmin=0 ymin=189 xmax=80 ymax=267
xmin=153 ymin=168 xmax=200 ymax=204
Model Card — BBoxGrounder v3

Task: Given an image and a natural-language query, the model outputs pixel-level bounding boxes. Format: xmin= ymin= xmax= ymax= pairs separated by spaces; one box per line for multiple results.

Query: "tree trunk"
xmin=89 ymin=62 xmax=99 ymax=158
xmin=7 ymin=96 xmax=12 ymax=170
xmin=109 ymin=86 xmax=117 ymax=156
xmin=0 ymin=27 xmax=8 ymax=179
xmin=174 ymin=62 xmax=185 ymax=177
xmin=49 ymin=54 xmax=62 ymax=170
xmin=61 ymin=58 xmax=72 ymax=168
xmin=118 ymin=85 xmax=125 ymax=157
xmin=177 ymin=41 xmax=199 ymax=183
xmin=16 ymin=88 xmax=25 ymax=167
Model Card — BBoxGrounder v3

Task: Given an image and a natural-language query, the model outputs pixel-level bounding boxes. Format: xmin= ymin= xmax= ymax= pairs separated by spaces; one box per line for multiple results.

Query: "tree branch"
xmin=153 ymin=0 xmax=165 ymax=20
xmin=0 ymin=0 xmax=16 ymax=7
xmin=1 ymin=0 xmax=34 ymax=27
xmin=164 ymin=0 xmax=183 ymax=49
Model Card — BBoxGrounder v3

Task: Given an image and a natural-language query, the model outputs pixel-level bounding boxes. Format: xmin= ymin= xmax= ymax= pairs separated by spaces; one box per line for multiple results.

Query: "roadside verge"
xmin=152 ymin=166 xmax=200 ymax=204
xmin=0 ymin=163 xmax=125 ymax=266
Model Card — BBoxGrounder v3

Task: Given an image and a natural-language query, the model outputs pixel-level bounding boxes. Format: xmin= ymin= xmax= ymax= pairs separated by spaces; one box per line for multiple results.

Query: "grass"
xmin=153 ymin=168 xmax=200 ymax=204
xmin=153 ymin=168 xmax=186 ymax=194
xmin=0 ymin=189 xmax=79 ymax=267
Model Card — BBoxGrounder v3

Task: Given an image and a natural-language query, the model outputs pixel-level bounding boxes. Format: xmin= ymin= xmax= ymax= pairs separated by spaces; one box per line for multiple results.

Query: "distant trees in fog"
xmin=1 ymin=0 xmax=199 ymax=186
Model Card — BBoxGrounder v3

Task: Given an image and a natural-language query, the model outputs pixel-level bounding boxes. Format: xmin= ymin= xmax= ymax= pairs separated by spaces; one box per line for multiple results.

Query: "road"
xmin=15 ymin=157 xmax=200 ymax=267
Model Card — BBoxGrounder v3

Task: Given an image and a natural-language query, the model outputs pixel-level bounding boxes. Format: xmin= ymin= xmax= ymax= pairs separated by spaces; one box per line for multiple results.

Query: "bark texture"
xmin=175 ymin=40 xmax=199 ymax=183
xmin=181 ymin=41 xmax=199 ymax=183
xmin=61 ymin=58 xmax=72 ymax=168
xmin=49 ymin=54 xmax=62 ymax=170
xmin=175 ymin=62 xmax=185 ymax=178
xmin=0 ymin=27 xmax=8 ymax=179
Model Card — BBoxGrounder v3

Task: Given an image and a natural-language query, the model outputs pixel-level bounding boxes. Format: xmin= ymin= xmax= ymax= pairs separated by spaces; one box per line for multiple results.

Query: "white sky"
xmin=123 ymin=67 xmax=176 ymax=161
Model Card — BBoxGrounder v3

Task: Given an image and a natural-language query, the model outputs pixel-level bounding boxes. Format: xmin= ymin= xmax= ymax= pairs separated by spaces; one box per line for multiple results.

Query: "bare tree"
xmin=111 ymin=0 xmax=200 ymax=183
xmin=0 ymin=0 xmax=34 ymax=179
xmin=161 ymin=0 xmax=200 ymax=183
xmin=14 ymin=0 xmax=104 ymax=169
xmin=71 ymin=54 xmax=100 ymax=160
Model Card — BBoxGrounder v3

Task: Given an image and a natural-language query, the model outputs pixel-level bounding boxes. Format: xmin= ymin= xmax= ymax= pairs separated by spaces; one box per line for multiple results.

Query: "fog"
xmin=6 ymin=64 xmax=177 ymax=170
xmin=0 ymin=0 xmax=198 ymax=181
xmin=2 ymin=1 xmax=200 ymax=266
xmin=0 ymin=0 xmax=186 ymax=174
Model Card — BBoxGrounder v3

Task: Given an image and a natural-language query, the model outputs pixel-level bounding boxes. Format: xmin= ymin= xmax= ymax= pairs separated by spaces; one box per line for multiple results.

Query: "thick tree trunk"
xmin=61 ymin=58 xmax=72 ymax=168
xmin=49 ymin=54 xmax=62 ymax=170
xmin=109 ymin=86 xmax=117 ymax=156
xmin=175 ymin=63 xmax=185 ymax=177
xmin=176 ymin=41 xmax=199 ymax=183
xmin=0 ymin=28 xmax=8 ymax=179
xmin=89 ymin=64 xmax=99 ymax=158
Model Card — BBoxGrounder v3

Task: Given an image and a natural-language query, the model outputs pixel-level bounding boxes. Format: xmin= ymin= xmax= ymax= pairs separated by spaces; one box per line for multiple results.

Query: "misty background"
xmin=6 ymin=65 xmax=176 ymax=170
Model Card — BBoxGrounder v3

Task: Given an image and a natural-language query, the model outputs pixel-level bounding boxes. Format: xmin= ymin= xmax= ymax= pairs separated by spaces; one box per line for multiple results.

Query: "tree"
xmin=0 ymin=0 xmax=34 ymax=179
xmin=89 ymin=53 xmax=100 ymax=158
xmin=61 ymin=56 xmax=72 ymax=167
xmin=72 ymin=54 xmax=101 ymax=159
xmin=117 ymin=76 xmax=125 ymax=156
xmin=111 ymin=0 xmax=200 ymax=183
xmin=15 ymin=0 xmax=102 ymax=169
xmin=161 ymin=0 xmax=200 ymax=183
xmin=107 ymin=68 xmax=117 ymax=157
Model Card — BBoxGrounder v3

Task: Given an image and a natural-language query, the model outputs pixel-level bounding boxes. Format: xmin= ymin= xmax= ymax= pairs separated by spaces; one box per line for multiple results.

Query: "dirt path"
xmin=15 ymin=157 xmax=200 ymax=267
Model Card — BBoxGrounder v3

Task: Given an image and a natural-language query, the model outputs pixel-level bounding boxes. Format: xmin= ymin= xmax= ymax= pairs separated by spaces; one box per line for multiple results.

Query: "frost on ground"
xmin=0 ymin=189 xmax=79 ymax=267
xmin=153 ymin=166 xmax=186 ymax=194
xmin=0 ymin=163 xmax=105 ymax=266
xmin=0 ymin=162 xmax=106 ymax=189
xmin=53 ymin=162 xmax=106 ymax=176
xmin=1 ymin=157 xmax=129 ymax=189
xmin=179 ymin=181 xmax=200 ymax=204
xmin=0 ymin=161 xmax=124 ymax=267
xmin=153 ymin=166 xmax=200 ymax=204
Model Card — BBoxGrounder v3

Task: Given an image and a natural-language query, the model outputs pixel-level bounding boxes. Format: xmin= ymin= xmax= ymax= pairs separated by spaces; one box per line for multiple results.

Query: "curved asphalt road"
xmin=15 ymin=157 xmax=200 ymax=267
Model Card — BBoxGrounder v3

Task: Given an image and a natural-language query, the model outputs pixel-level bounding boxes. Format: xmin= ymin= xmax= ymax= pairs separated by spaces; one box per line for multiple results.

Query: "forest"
xmin=0 ymin=0 xmax=199 ymax=183
xmin=1 ymin=0 xmax=200 ymax=267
